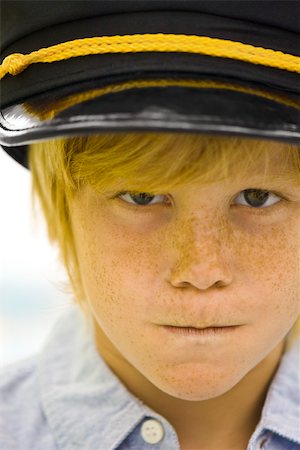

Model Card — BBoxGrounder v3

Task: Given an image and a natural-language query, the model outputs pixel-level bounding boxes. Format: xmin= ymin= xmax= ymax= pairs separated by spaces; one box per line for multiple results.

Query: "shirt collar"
xmin=249 ymin=332 xmax=300 ymax=447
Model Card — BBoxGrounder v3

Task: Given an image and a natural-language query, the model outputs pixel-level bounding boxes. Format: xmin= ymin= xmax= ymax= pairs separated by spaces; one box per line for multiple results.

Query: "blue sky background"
xmin=0 ymin=148 xmax=73 ymax=367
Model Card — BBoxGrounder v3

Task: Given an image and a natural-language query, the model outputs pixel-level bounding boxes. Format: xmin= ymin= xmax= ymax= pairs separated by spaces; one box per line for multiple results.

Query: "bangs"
xmin=31 ymin=132 xmax=300 ymax=198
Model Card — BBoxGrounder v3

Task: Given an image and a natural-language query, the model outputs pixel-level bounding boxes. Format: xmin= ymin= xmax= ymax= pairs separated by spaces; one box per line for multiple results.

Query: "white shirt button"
xmin=140 ymin=418 xmax=165 ymax=444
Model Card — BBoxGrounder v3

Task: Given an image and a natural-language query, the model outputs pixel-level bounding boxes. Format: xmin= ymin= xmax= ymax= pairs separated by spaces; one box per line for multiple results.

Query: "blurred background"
xmin=0 ymin=148 xmax=73 ymax=368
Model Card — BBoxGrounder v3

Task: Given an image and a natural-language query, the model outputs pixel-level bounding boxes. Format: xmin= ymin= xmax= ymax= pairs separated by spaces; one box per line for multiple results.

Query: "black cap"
xmin=1 ymin=0 xmax=299 ymax=169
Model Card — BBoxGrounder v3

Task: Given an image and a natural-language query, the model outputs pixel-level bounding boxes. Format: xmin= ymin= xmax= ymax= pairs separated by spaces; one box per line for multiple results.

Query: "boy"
xmin=0 ymin=2 xmax=299 ymax=449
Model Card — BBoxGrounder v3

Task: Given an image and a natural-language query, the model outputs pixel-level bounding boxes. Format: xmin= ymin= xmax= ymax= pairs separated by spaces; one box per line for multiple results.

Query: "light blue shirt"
xmin=0 ymin=305 xmax=299 ymax=450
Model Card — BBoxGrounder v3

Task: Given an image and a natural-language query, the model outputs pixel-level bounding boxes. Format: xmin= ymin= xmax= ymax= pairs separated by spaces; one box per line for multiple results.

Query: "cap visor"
xmin=1 ymin=75 xmax=299 ymax=148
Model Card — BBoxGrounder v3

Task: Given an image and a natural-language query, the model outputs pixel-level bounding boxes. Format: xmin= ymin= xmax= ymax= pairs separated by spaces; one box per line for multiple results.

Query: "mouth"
xmin=162 ymin=325 xmax=240 ymax=337
xmin=163 ymin=322 xmax=237 ymax=329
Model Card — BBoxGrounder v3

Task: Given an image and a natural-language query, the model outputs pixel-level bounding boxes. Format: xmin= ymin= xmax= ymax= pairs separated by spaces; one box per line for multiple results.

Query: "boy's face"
xmin=69 ymin=141 xmax=300 ymax=401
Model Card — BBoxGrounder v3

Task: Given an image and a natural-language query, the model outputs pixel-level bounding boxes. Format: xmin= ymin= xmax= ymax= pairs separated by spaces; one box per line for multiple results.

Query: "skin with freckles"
xmin=69 ymin=142 xmax=300 ymax=450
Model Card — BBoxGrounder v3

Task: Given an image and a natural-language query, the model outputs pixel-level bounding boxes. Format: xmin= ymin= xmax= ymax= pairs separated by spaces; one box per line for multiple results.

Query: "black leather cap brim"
xmin=1 ymin=74 xmax=300 ymax=169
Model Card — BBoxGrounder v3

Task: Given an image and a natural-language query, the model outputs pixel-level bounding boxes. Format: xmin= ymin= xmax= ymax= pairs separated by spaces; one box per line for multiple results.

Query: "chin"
xmin=157 ymin=382 xmax=232 ymax=402
xmin=149 ymin=365 xmax=239 ymax=401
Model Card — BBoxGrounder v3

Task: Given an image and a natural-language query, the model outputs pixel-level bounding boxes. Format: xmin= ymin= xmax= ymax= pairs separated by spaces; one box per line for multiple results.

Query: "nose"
xmin=167 ymin=218 xmax=233 ymax=291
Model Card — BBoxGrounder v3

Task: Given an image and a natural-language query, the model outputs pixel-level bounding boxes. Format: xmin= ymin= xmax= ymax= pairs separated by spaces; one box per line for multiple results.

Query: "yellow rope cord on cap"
xmin=1 ymin=33 xmax=300 ymax=80
xmin=25 ymin=78 xmax=300 ymax=121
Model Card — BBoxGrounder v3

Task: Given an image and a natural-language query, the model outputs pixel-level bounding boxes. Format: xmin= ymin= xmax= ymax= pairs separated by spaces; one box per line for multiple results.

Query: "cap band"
xmin=1 ymin=33 xmax=300 ymax=80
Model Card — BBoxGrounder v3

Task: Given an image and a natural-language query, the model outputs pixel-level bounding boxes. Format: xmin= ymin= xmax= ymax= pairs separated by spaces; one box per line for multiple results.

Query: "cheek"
xmin=233 ymin=221 xmax=300 ymax=330
xmin=74 ymin=214 xmax=162 ymax=325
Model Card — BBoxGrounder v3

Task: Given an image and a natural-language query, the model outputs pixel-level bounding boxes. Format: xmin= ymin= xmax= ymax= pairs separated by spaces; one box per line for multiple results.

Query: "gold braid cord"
xmin=1 ymin=33 xmax=300 ymax=80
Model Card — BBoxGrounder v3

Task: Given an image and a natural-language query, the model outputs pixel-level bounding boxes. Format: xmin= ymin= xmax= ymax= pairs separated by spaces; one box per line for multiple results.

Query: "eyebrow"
xmin=248 ymin=173 xmax=299 ymax=186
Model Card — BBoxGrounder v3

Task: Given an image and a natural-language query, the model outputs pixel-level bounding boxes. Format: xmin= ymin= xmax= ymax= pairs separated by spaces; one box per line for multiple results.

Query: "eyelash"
xmin=113 ymin=189 xmax=287 ymax=211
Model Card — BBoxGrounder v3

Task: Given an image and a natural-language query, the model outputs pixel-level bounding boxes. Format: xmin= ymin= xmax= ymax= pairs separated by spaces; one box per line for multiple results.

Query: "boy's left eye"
xmin=116 ymin=189 xmax=283 ymax=209
xmin=233 ymin=189 xmax=282 ymax=208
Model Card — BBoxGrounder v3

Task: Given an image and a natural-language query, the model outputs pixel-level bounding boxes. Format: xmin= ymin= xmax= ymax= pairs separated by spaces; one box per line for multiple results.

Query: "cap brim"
xmin=1 ymin=74 xmax=299 ymax=168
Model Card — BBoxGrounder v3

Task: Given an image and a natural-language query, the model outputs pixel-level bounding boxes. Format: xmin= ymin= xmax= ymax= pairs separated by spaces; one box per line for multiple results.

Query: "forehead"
xmin=222 ymin=140 xmax=296 ymax=173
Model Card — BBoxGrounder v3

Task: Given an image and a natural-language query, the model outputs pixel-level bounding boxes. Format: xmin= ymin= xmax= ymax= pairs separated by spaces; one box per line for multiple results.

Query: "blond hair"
xmin=28 ymin=132 xmax=300 ymax=345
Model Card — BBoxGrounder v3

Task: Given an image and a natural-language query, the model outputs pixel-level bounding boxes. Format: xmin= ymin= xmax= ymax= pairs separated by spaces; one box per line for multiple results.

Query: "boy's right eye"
xmin=115 ymin=192 xmax=169 ymax=207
